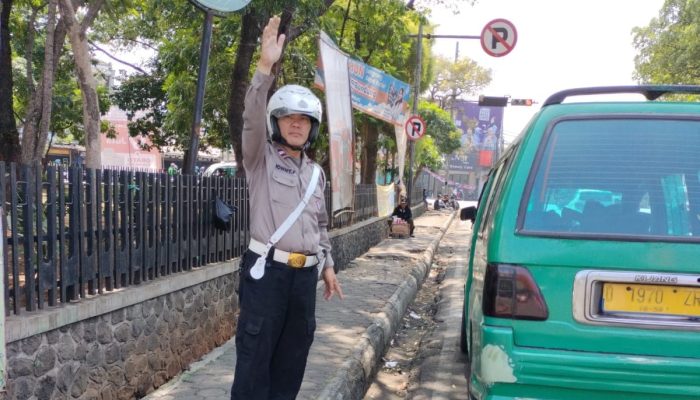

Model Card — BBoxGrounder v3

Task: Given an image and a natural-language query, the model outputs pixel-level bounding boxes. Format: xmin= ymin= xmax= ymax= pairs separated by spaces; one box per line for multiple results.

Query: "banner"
xmin=347 ymin=60 xmax=411 ymax=126
xmin=318 ymin=32 xmax=354 ymax=215
xmin=395 ymin=115 xmax=408 ymax=194
xmin=446 ymin=151 xmax=476 ymax=171
xmin=422 ymin=167 xmax=475 ymax=190
xmin=315 ymin=41 xmax=410 ymax=127
xmin=376 ymin=183 xmax=396 ymax=217
xmin=450 ymin=101 xmax=504 ymax=170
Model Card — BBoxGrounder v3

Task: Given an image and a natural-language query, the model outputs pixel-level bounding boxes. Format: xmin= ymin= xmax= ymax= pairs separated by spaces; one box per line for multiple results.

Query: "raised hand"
xmin=258 ymin=15 xmax=286 ymax=75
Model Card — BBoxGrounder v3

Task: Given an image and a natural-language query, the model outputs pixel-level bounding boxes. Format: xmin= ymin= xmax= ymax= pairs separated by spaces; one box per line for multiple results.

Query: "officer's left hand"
xmin=321 ymin=267 xmax=344 ymax=301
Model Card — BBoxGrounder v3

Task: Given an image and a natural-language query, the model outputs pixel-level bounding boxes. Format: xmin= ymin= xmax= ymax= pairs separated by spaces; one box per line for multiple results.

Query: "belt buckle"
xmin=287 ymin=253 xmax=306 ymax=268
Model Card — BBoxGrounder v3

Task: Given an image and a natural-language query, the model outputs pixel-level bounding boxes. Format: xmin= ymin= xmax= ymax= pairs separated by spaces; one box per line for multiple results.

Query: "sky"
xmin=427 ymin=0 xmax=665 ymax=143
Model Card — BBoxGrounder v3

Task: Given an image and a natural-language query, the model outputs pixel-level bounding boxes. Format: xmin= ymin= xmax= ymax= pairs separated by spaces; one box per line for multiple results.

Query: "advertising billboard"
xmin=449 ymin=100 xmax=504 ymax=170
xmin=101 ymin=107 xmax=162 ymax=171
xmin=317 ymin=32 xmax=355 ymax=215
xmin=315 ymin=45 xmax=410 ymax=127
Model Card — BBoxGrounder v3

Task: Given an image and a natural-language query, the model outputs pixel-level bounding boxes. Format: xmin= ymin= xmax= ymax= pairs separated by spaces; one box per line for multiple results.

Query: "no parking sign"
xmin=405 ymin=115 xmax=426 ymax=141
xmin=481 ymin=19 xmax=517 ymax=57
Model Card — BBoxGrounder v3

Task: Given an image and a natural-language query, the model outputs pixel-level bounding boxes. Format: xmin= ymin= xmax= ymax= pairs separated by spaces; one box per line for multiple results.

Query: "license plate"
xmin=602 ymin=283 xmax=700 ymax=318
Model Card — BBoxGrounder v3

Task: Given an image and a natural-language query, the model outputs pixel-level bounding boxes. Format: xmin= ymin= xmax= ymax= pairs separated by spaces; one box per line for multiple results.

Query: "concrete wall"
xmin=2 ymin=208 xmax=424 ymax=400
xmin=330 ymin=203 xmax=424 ymax=271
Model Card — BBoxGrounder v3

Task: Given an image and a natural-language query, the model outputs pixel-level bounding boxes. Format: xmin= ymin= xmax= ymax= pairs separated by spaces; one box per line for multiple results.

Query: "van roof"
xmin=543 ymin=85 xmax=700 ymax=106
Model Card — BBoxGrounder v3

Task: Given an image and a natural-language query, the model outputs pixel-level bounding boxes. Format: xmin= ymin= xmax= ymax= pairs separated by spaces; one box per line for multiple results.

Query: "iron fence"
xmin=324 ymin=184 xmax=378 ymax=230
xmin=2 ymin=163 xmax=378 ymax=315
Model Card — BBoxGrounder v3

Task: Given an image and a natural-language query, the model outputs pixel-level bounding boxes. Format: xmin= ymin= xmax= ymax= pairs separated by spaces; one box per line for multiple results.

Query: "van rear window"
xmin=522 ymin=118 xmax=700 ymax=239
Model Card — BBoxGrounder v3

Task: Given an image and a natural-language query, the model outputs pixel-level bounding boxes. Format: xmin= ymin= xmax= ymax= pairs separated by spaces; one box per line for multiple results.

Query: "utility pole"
xmin=445 ymin=42 xmax=459 ymax=195
xmin=450 ymin=42 xmax=459 ymax=118
xmin=406 ymin=20 xmax=423 ymax=205
xmin=406 ymin=31 xmax=480 ymax=203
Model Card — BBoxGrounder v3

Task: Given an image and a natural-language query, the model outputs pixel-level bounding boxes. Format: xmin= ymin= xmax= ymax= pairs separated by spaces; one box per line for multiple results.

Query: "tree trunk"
xmin=20 ymin=0 xmax=58 ymax=165
xmin=24 ymin=7 xmax=38 ymax=98
xmin=59 ymin=0 xmax=103 ymax=169
xmin=227 ymin=9 xmax=265 ymax=177
xmin=0 ymin=0 xmax=20 ymax=163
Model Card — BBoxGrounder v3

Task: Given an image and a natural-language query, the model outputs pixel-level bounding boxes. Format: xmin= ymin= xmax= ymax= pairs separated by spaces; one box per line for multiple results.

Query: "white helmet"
xmin=266 ymin=85 xmax=322 ymax=150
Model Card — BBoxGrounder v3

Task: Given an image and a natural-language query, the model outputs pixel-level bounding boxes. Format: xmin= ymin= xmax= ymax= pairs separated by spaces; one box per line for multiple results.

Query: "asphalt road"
xmin=364 ymin=216 xmax=472 ymax=400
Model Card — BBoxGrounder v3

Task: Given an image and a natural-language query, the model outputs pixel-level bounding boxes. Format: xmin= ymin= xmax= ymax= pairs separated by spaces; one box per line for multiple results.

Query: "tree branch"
xmin=129 ymin=38 xmax=158 ymax=51
xmin=89 ymin=40 xmax=147 ymax=74
xmin=79 ymin=0 xmax=105 ymax=34
xmin=287 ymin=0 xmax=337 ymax=42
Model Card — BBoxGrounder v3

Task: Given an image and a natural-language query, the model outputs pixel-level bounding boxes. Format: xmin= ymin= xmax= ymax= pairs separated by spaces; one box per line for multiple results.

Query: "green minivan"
xmin=460 ymin=86 xmax=700 ymax=400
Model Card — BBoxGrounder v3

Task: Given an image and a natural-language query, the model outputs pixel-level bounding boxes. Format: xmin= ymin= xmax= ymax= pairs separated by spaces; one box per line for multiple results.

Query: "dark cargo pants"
xmin=231 ymin=250 xmax=318 ymax=400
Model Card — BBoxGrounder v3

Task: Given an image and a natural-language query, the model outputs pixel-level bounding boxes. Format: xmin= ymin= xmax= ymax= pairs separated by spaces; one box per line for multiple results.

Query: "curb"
xmin=315 ymin=212 xmax=457 ymax=400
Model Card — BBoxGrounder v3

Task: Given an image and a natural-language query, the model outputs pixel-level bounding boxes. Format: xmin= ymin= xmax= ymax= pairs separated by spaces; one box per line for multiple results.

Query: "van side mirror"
xmin=460 ymin=206 xmax=477 ymax=222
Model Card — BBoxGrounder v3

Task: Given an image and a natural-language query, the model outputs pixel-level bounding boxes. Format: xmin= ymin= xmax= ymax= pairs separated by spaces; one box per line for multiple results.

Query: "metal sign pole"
xmin=445 ymin=41 xmax=459 ymax=196
xmin=407 ymin=19 xmax=516 ymax=201
xmin=182 ymin=1 xmax=251 ymax=174
xmin=0 ymin=206 xmax=5 ymax=390
xmin=407 ymin=20 xmax=423 ymax=205
xmin=184 ymin=10 xmax=214 ymax=175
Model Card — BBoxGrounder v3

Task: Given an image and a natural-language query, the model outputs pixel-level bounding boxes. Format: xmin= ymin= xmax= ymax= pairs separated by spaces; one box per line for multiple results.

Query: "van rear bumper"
xmin=471 ymin=326 xmax=700 ymax=400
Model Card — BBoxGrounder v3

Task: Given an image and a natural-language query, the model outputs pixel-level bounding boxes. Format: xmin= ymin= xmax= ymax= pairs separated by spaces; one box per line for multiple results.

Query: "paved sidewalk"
xmin=143 ymin=210 xmax=456 ymax=400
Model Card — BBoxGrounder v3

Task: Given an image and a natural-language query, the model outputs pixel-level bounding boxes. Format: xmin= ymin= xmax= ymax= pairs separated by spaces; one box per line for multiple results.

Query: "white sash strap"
xmin=250 ymin=165 xmax=321 ymax=279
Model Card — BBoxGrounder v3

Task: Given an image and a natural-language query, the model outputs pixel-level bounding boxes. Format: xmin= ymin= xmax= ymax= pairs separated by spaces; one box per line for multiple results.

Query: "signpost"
xmin=183 ymin=0 xmax=251 ymax=174
xmin=406 ymin=17 xmax=518 ymax=204
xmin=405 ymin=115 xmax=426 ymax=141
xmin=406 ymin=21 xmax=424 ymax=205
xmin=0 ymin=207 xmax=4 ymax=391
xmin=480 ymin=18 xmax=518 ymax=58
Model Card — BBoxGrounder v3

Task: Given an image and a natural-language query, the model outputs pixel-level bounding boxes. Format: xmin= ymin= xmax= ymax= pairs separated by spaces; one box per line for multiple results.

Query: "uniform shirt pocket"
xmin=270 ymin=169 xmax=299 ymax=224
xmin=271 ymin=169 xmax=298 ymax=206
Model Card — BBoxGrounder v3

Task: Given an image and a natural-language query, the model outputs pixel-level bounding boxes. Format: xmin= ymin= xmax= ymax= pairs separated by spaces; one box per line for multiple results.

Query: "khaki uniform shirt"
xmin=242 ymin=71 xmax=334 ymax=270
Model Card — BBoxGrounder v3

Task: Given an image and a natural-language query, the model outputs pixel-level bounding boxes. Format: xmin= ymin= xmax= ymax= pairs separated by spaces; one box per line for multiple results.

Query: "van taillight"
xmin=483 ymin=264 xmax=549 ymax=320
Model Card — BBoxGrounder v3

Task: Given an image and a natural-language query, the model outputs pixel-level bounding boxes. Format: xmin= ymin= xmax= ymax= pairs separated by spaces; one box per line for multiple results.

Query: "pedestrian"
xmin=434 ymin=193 xmax=445 ymax=210
xmin=230 ymin=15 xmax=344 ymax=400
xmin=167 ymin=163 xmax=178 ymax=176
xmin=390 ymin=197 xmax=415 ymax=237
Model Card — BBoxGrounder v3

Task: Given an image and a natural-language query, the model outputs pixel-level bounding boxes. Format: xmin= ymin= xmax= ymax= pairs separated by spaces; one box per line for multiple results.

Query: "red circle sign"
xmin=480 ymin=18 xmax=517 ymax=57
xmin=405 ymin=115 xmax=426 ymax=141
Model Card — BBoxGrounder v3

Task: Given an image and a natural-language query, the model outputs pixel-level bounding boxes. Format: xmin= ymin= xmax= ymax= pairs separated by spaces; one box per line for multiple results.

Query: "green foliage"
xmin=418 ymin=100 xmax=460 ymax=155
xmin=7 ymin=0 xmax=475 ymax=174
xmin=633 ymin=0 xmax=700 ymax=85
xmin=427 ymin=55 xmax=491 ymax=108
xmin=10 ymin=0 xmax=113 ymax=146
xmin=96 ymin=0 xmax=335 ymax=153
xmin=413 ymin=134 xmax=441 ymax=171
xmin=95 ymin=0 xmax=247 ymax=151
xmin=111 ymin=70 xmax=168 ymax=149
xmin=320 ymin=0 xmax=428 ymax=89
xmin=319 ymin=0 xmax=432 ymax=181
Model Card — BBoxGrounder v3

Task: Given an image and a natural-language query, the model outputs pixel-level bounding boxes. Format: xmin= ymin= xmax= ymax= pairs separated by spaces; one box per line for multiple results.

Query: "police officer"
xmin=230 ymin=16 xmax=343 ymax=400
